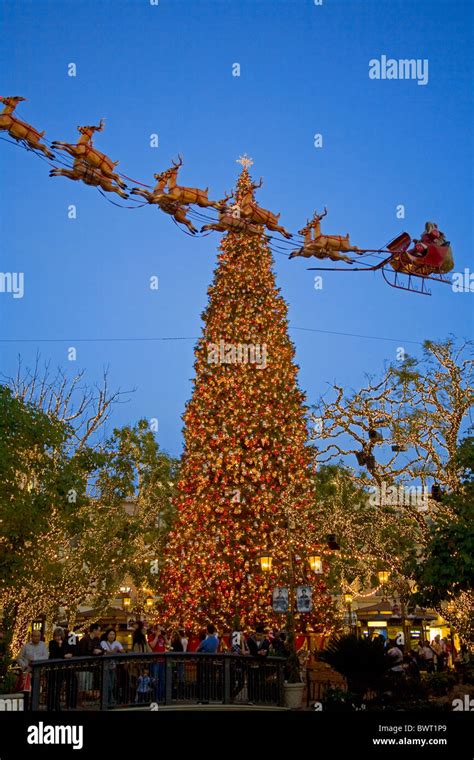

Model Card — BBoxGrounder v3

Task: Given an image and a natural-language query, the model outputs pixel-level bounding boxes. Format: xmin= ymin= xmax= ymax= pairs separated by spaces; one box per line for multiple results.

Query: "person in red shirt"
xmin=148 ymin=625 xmax=167 ymax=653
xmin=147 ymin=626 xmax=168 ymax=701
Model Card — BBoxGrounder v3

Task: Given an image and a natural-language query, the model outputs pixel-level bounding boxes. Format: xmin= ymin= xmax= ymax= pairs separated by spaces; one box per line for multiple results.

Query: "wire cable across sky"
xmin=0 ymin=326 xmax=423 ymax=346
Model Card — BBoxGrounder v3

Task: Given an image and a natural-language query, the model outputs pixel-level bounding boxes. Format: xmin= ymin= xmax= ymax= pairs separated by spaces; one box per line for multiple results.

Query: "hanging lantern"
xmin=344 ymin=592 xmax=353 ymax=604
xmin=145 ymin=595 xmax=154 ymax=609
xmin=259 ymin=552 xmax=273 ymax=573
xmin=122 ymin=594 xmax=132 ymax=609
xmin=309 ymin=553 xmax=322 ymax=573
xmin=378 ymin=570 xmax=390 ymax=585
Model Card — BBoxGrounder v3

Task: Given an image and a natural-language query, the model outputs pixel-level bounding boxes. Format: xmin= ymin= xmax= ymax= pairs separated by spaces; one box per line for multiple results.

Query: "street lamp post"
xmin=259 ymin=491 xmax=341 ymax=680
xmin=377 ymin=570 xmax=415 ymax=650
xmin=344 ymin=592 xmax=355 ymax=636
xmin=260 ymin=509 xmax=298 ymax=678
xmin=399 ymin=580 xmax=416 ymax=651
xmin=258 ymin=494 xmax=302 ymax=682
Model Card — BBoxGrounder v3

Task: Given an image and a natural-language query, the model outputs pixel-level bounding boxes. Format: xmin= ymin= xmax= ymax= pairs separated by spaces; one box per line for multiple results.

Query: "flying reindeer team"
xmin=0 ymin=96 xmax=454 ymax=281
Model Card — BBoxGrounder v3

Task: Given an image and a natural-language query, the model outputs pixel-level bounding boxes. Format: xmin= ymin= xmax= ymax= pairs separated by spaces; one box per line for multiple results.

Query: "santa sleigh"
xmin=308 ymin=223 xmax=453 ymax=296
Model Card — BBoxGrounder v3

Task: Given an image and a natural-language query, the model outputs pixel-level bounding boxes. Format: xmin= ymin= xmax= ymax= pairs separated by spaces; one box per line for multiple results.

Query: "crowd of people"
xmin=385 ymin=634 xmax=469 ymax=679
xmin=3 ymin=621 xmax=470 ymax=710
xmin=4 ymin=621 xmax=295 ymax=709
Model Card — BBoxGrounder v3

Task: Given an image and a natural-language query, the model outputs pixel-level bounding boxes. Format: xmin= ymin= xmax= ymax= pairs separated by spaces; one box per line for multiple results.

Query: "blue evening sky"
xmin=0 ymin=0 xmax=472 ymax=457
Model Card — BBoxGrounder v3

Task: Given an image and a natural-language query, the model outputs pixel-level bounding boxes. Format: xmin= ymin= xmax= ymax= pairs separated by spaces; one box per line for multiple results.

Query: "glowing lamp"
xmin=259 ymin=553 xmax=273 ymax=573
xmin=344 ymin=593 xmax=353 ymax=604
xmin=309 ymin=554 xmax=322 ymax=573
xmin=122 ymin=594 xmax=132 ymax=609
xmin=145 ymin=596 xmax=154 ymax=608
xmin=378 ymin=570 xmax=390 ymax=584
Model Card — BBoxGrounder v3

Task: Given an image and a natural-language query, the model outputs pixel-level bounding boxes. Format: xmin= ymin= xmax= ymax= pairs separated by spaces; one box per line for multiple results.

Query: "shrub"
xmin=320 ymin=634 xmax=389 ymax=696
xmin=424 ymin=671 xmax=458 ymax=696
xmin=0 ymin=670 xmax=18 ymax=695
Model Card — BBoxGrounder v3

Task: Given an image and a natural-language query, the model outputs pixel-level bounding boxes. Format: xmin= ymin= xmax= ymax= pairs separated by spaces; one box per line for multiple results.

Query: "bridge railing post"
xmin=100 ymin=657 xmax=108 ymax=711
xmin=278 ymin=659 xmax=285 ymax=706
xmin=224 ymin=656 xmax=231 ymax=704
xmin=30 ymin=663 xmax=41 ymax=711
xmin=165 ymin=656 xmax=173 ymax=705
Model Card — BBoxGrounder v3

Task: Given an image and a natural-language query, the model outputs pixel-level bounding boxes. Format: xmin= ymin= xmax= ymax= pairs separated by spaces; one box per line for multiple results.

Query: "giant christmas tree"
xmin=160 ymin=163 xmax=335 ymax=632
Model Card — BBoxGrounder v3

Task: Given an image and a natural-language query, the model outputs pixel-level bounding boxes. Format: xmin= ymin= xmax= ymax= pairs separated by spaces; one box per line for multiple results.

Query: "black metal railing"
xmin=29 ymin=653 xmax=285 ymax=710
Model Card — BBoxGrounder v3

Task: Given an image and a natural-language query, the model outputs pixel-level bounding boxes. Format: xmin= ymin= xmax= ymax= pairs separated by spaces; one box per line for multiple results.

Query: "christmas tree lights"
xmin=159 ymin=167 xmax=336 ymax=633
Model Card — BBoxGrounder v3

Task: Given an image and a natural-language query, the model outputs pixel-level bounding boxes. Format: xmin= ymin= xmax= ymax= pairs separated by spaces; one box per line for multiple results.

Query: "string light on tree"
xmin=158 ymin=162 xmax=336 ymax=632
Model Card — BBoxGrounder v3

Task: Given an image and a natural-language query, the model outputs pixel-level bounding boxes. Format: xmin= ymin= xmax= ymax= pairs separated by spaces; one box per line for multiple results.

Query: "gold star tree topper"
xmin=236 ymin=154 xmax=254 ymax=169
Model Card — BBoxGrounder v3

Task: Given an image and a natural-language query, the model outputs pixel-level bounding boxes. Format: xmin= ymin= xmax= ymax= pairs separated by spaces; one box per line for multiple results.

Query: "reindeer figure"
xmin=0 ymin=96 xmax=54 ymax=158
xmin=200 ymin=193 xmax=262 ymax=235
xmin=51 ymin=119 xmax=126 ymax=188
xmin=298 ymin=218 xmax=314 ymax=247
xmin=130 ymin=171 xmax=198 ymax=234
xmin=49 ymin=159 xmax=129 ymax=199
xmin=237 ymin=178 xmax=292 ymax=238
xmin=163 ymin=155 xmax=222 ymax=210
xmin=131 ymin=171 xmax=169 ymax=200
xmin=289 ymin=207 xmax=360 ymax=262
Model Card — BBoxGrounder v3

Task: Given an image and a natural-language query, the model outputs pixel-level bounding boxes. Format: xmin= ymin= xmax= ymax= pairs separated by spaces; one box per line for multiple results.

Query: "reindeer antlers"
xmin=76 ymin=118 xmax=106 ymax=134
xmin=313 ymin=206 xmax=328 ymax=220
xmin=171 ymin=154 xmax=183 ymax=168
